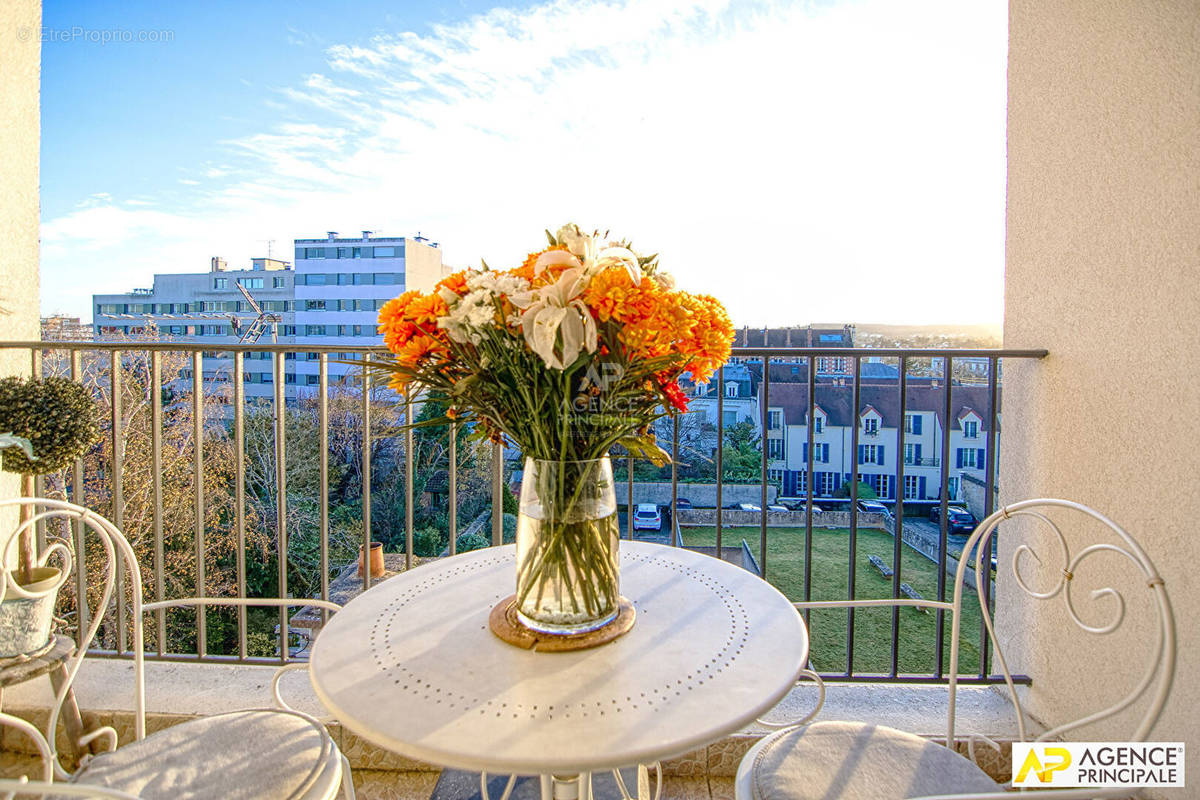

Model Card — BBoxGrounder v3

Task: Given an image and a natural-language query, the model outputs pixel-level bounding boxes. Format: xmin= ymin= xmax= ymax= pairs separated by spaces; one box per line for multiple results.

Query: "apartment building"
xmin=91 ymin=232 xmax=447 ymax=401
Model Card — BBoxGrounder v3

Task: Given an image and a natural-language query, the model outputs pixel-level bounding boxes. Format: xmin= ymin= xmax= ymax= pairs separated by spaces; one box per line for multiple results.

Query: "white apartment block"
xmin=91 ymin=232 xmax=447 ymax=403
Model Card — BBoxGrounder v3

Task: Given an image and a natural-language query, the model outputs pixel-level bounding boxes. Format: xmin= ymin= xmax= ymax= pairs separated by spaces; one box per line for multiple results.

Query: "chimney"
xmin=210 ymin=257 xmax=227 ymax=272
xmin=327 ymin=231 xmax=338 ymax=241
xmin=362 ymin=230 xmax=373 ymax=240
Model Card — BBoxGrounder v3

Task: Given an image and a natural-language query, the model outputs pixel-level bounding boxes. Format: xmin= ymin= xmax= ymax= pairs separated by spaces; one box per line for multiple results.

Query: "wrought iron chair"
xmin=734 ymin=498 xmax=1176 ymax=800
xmin=0 ymin=498 xmax=356 ymax=799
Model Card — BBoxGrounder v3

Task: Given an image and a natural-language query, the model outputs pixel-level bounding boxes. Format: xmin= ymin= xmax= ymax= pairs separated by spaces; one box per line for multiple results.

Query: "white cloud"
xmin=42 ymin=0 xmax=1007 ymax=326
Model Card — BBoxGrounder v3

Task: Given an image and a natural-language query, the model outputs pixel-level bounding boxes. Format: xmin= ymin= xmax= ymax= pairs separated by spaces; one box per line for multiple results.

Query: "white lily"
xmin=511 ymin=267 xmax=598 ymax=370
xmin=532 ymin=241 xmax=642 ymax=286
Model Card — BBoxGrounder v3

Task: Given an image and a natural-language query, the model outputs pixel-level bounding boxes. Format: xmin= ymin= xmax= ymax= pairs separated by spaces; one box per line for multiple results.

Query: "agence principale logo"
xmin=1012 ymin=743 xmax=1185 ymax=788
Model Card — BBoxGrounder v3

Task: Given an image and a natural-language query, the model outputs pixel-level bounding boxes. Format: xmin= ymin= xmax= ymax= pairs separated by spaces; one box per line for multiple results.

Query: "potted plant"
xmin=0 ymin=376 xmax=99 ymax=656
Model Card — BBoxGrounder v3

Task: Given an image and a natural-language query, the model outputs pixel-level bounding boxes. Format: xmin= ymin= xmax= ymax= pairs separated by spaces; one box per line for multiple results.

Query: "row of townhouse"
xmin=763 ymin=382 xmax=994 ymax=502
xmin=680 ymin=358 xmax=995 ymax=503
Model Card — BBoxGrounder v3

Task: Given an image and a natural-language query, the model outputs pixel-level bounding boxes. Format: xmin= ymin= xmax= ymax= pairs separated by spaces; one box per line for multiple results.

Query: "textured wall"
xmin=0 ymin=0 xmax=42 ymax=509
xmin=1001 ymin=0 xmax=1199 ymax=761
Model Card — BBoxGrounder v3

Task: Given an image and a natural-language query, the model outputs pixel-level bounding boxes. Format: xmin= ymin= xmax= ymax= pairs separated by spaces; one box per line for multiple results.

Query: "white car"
xmin=633 ymin=503 xmax=662 ymax=531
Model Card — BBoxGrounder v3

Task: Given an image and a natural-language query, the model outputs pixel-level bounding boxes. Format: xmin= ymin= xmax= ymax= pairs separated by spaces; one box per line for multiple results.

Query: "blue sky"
xmin=40 ymin=0 xmax=1008 ymax=325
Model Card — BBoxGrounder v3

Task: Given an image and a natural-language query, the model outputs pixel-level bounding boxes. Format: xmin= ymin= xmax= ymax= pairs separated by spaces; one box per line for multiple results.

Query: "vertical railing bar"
xmin=110 ymin=350 xmax=126 ymax=655
xmin=362 ymin=370 xmax=374 ymax=586
xmin=626 ymin=456 xmax=634 ymax=542
xmin=150 ymin=352 xmax=165 ymax=656
xmin=980 ymin=356 xmax=1000 ymax=678
xmin=448 ymin=421 xmax=457 ymax=555
xmin=192 ymin=351 xmax=206 ymax=659
xmin=70 ymin=350 xmax=89 ymax=651
xmin=491 ymin=441 xmax=503 ymax=546
xmin=846 ymin=355 xmax=861 ymax=676
xmin=890 ymin=357 xmax=907 ymax=677
xmin=404 ymin=400 xmax=413 ymax=569
xmin=274 ymin=353 xmax=288 ymax=662
xmin=318 ymin=355 xmax=330 ymax=623
xmin=233 ymin=352 xmax=247 ymax=657
xmin=671 ymin=416 xmax=679 ymax=547
xmin=935 ymin=356 xmax=954 ymax=678
xmin=759 ymin=358 xmax=769 ymax=578
xmin=716 ymin=366 xmax=724 ymax=559
xmin=804 ymin=357 xmax=814 ymax=619
xmin=29 ymin=350 xmax=45 ymax=554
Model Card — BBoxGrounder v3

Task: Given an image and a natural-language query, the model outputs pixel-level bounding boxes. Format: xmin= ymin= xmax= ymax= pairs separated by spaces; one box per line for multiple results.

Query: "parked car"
xmin=857 ymin=500 xmax=892 ymax=517
xmin=722 ymin=502 xmax=761 ymax=512
xmin=633 ymin=503 xmax=662 ymax=531
xmin=674 ymin=498 xmax=693 ymax=510
xmin=767 ymin=504 xmax=790 ymax=512
xmin=929 ymin=505 xmax=977 ymax=534
xmin=781 ymin=498 xmax=823 ymax=513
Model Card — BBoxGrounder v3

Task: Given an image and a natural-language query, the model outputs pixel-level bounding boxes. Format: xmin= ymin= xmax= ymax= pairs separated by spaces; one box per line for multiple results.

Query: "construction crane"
xmin=233 ymin=281 xmax=280 ymax=344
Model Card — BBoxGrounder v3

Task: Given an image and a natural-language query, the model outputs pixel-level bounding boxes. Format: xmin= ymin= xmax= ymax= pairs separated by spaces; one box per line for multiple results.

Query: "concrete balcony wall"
xmin=0 ymin=0 xmax=41 ymax=525
xmin=1002 ymin=0 xmax=1199 ymax=768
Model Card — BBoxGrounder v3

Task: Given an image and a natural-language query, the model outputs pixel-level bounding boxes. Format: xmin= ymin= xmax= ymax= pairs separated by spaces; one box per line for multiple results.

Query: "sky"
xmin=40 ymin=0 xmax=1008 ymax=326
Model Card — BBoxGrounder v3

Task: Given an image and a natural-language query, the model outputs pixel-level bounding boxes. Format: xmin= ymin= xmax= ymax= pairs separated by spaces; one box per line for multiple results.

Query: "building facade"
xmin=91 ymin=232 xmax=447 ymax=402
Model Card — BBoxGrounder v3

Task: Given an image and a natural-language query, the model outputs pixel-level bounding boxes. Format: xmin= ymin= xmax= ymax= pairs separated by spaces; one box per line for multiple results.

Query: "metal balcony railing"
xmin=0 ymin=340 xmax=1046 ymax=684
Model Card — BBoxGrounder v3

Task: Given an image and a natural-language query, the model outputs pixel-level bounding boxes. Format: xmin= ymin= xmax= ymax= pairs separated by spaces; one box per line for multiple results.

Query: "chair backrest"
xmin=0 ymin=498 xmax=343 ymax=781
xmin=946 ymin=498 xmax=1175 ymax=748
xmin=0 ymin=497 xmax=145 ymax=782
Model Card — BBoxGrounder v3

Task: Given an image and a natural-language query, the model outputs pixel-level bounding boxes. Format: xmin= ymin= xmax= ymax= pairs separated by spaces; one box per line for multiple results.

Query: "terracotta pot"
xmin=358 ymin=541 xmax=385 ymax=578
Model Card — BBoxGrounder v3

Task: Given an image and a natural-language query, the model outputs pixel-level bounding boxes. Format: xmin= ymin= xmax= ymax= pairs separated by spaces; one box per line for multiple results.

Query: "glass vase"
xmin=515 ymin=456 xmax=620 ymax=634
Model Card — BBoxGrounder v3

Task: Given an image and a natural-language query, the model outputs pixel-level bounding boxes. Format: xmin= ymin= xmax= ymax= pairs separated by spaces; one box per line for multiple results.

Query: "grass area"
xmin=681 ymin=526 xmax=986 ymax=676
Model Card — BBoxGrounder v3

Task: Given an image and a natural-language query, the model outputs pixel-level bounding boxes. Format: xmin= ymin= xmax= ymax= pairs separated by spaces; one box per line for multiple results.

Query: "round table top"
xmin=310 ymin=540 xmax=808 ymax=774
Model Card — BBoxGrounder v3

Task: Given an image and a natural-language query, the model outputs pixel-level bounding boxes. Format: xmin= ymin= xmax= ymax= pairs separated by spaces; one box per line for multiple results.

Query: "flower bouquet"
xmin=373 ymin=224 xmax=733 ymax=634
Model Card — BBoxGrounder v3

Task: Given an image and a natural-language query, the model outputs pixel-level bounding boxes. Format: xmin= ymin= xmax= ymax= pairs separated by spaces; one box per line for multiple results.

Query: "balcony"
xmin=0 ymin=339 xmax=1046 ymax=795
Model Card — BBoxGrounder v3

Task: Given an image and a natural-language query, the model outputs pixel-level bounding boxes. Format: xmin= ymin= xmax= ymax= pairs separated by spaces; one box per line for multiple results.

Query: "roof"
xmin=734 ymin=325 xmax=855 ymax=349
xmin=766 ymin=384 xmax=997 ymax=431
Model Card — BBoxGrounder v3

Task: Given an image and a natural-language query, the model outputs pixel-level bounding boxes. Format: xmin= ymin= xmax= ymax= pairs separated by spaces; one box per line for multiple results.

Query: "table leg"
xmin=48 ymin=664 xmax=91 ymax=765
xmin=546 ymin=774 xmax=590 ymax=800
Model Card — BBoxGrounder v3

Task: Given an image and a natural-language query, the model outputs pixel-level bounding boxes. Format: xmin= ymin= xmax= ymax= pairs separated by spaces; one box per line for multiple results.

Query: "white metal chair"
xmin=0 ymin=498 xmax=356 ymax=800
xmin=735 ymin=498 xmax=1176 ymax=800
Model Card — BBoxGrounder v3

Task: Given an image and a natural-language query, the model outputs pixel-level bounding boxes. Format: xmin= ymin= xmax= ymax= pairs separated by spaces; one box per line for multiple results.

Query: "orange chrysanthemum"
xmin=405 ymin=293 xmax=449 ymax=329
xmin=436 ymin=270 xmax=469 ymax=297
xmin=511 ymin=245 xmax=571 ymax=283
xmin=395 ymin=334 xmax=446 ymax=368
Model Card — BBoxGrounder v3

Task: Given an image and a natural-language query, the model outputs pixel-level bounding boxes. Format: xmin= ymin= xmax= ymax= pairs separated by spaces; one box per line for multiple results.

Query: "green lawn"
xmin=680 ymin=526 xmax=986 ymax=676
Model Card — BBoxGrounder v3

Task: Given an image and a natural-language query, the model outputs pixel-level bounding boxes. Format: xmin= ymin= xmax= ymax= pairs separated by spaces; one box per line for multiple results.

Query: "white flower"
xmin=594 ymin=245 xmax=642 ymax=285
xmin=556 ymin=223 xmax=594 ymax=261
xmin=511 ymin=267 xmax=598 ymax=370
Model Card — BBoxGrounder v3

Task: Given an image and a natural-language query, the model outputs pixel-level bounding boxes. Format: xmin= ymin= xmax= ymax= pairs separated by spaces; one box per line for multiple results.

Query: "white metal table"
xmin=310 ymin=540 xmax=808 ymax=798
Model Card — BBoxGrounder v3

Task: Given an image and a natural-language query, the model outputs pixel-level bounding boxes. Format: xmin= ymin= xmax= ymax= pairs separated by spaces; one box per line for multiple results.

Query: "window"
xmin=904 ymin=443 xmax=923 ymax=464
xmin=282 ymin=325 xmax=297 ymax=336
xmin=796 ymin=471 xmax=807 ymax=493
xmin=767 ymin=439 xmax=784 ymax=459
xmin=725 ymin=382 xmax=738 ymax=398
xmin=904 ymin=414 xmax=922 ymax=435
xmin=863 ymin=417 xmax=878 ymax=435
xmin=956 ymin=448 xmax=985 ymax=469
xmin=374 ymin=272 xmax=402 ymax=284
xmin=962 ymin=420 xmax=979 ymax=439
xmin=803 ymin=442 xmax=829 ymax=463
xmin=305 ymin=300 xmax=327 ymax=311
xmin=767 ymin=468 xmax=784 ymax=485
xmin=722 ymin=410 xmax=737 ymax=427
xmin=338 ymin=247 xmax=352 ymax=259
xmin=947 ymin=477 xmax=959 ymax=500
xmin=866 ymin=474 xmax=893 ymax=499
xmin=858 ymin=444 xmax=885 ymax=465
xmin=301 ymin=273 xmax=327 ymax=286
xmin=904 ymin=474 xmax=926 ymax=500
xmin=353 ymin=273 xmax=375 ymax=285
xmin=239 ymin=278 xmax=264 ymax=289
xmin=305 ymin=247 xmax=325 ymax=259
xmin=273 ymin=277 xmax=286 ymax=288
xmin=768 ymin=410 xmax=782 ymax=430
xmin=306 ymin=375 xmax=320 ymax=386
xmin=305 ymin=325 xmax=327 ymax=336
xmin=818 ymin=473 xmax=839 ymax=496
xmin=213 ymin=278 xmax=228 ymax=289
xmin=337 ymin=273 xmax=352 ymax=286
xmin=813 ymin=416 xmax=823 ymax=433
xmin=373 ymin=246 xmax=396 ymax=257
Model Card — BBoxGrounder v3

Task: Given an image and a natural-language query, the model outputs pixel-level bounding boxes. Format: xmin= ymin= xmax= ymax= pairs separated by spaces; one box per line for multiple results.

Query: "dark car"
xmin=929 ymin=505 xmax=977 ymax=534
xmin=674 ymin=498 xmax=693 ymax=510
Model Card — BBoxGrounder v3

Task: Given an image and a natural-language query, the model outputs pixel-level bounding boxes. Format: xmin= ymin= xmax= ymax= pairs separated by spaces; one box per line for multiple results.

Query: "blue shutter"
xmin=919 ymin=476 xmax=927 ymax=498
xmin=956 ymin=449 xmax=963 ymax=469
xmin=877 ymin=445 xmax=885 ymax=465
xmin=913 ymin=415 xmax=922 ymax=435
xmin=822 ymin=443 xmax=829 ymax=462
xmin=977 ymin=448 xmax=986 ymax=469
xmin=858 ymin=445 xmax=865 ymax=464
xmin=914 ymin=443 xmax=922 ymax=461
xmin=803 ymin=442 xmax=808 ymax=462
